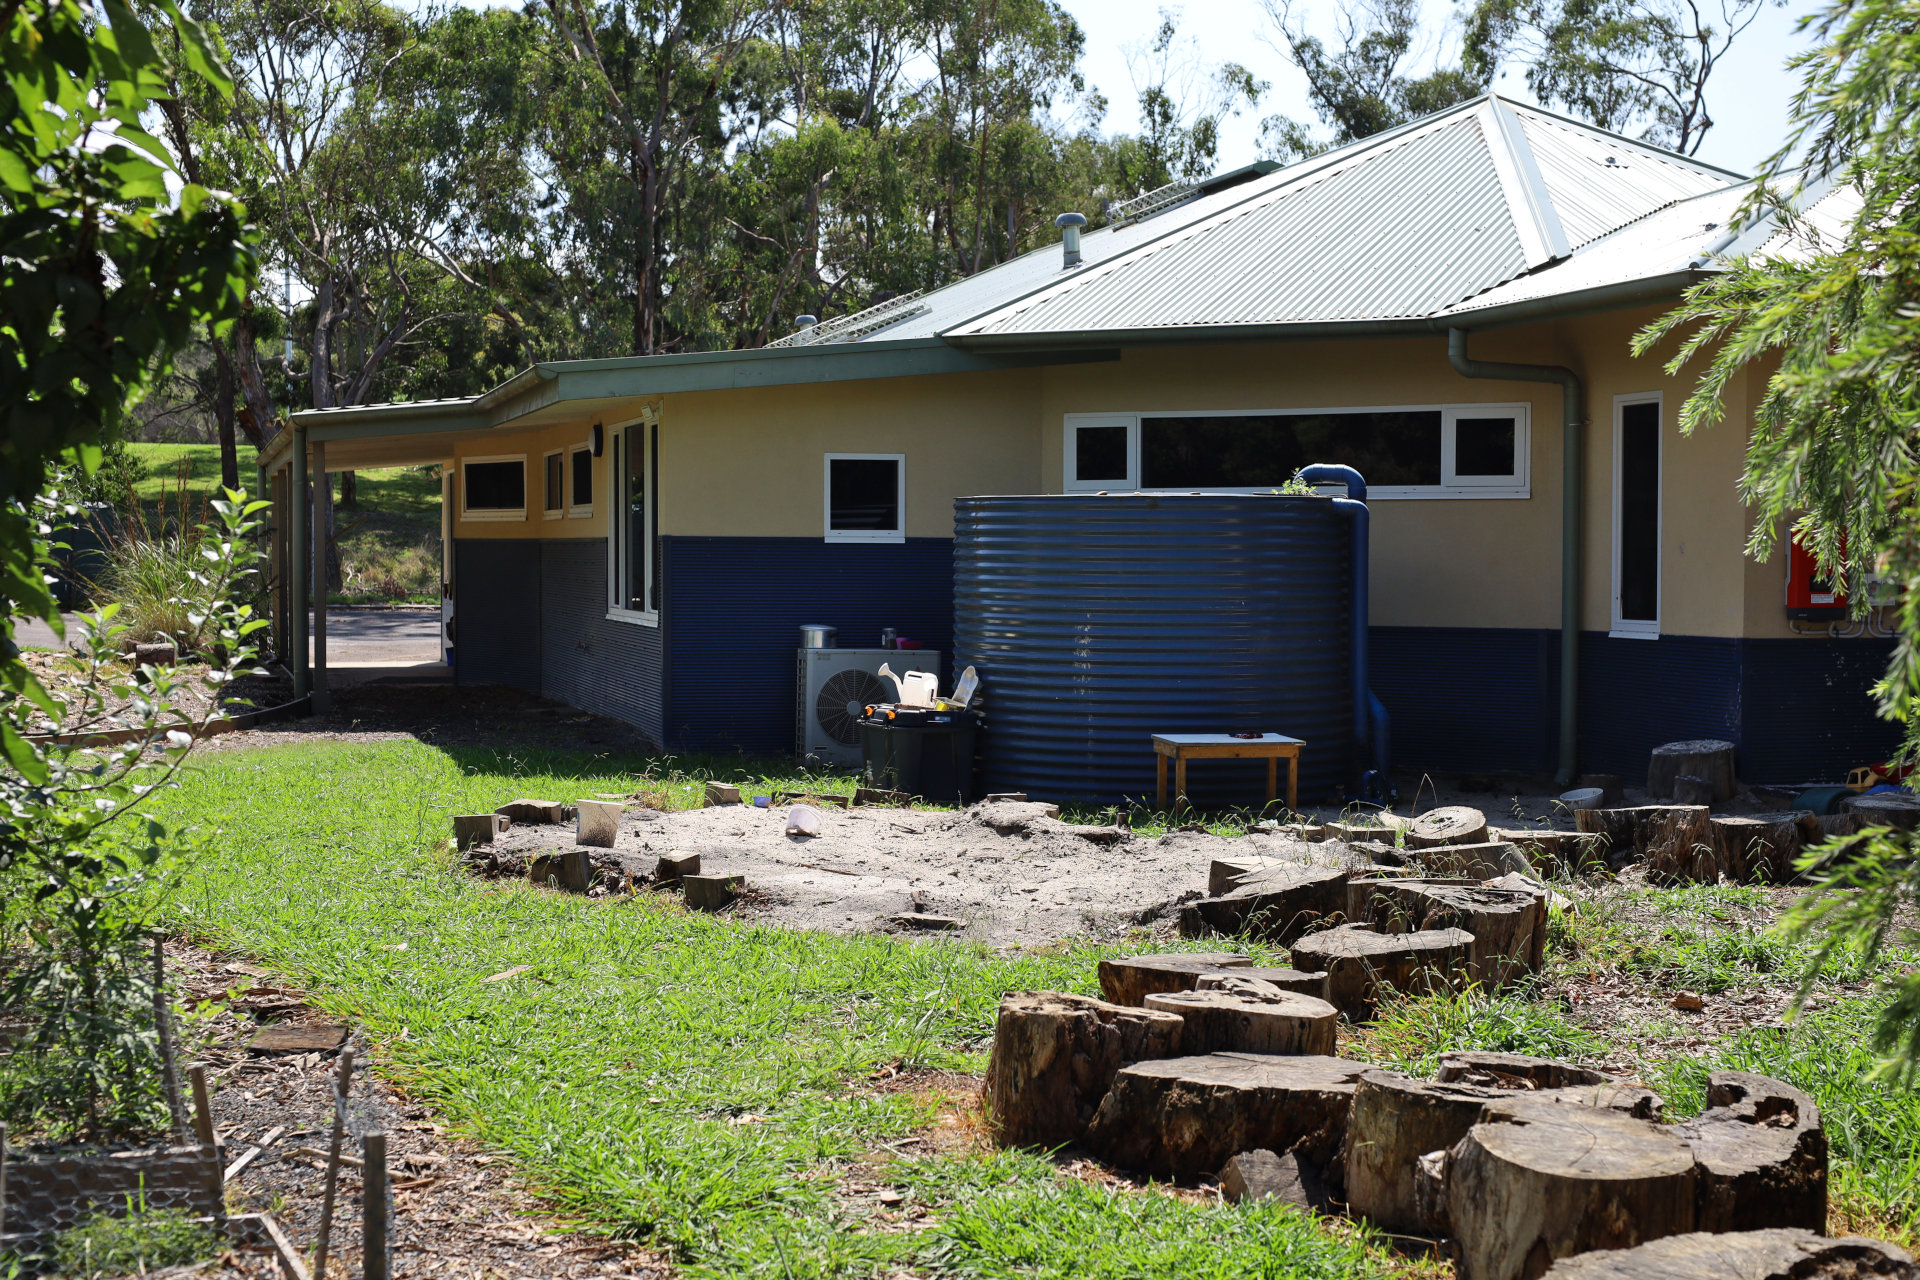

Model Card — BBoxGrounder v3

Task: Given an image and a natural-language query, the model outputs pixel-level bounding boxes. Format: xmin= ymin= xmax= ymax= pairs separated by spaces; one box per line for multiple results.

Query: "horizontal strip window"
xmin=1064 ymin=405 xmax=1530 ymax=498
xmin=461 ymin=456 xmax=527 ymax=521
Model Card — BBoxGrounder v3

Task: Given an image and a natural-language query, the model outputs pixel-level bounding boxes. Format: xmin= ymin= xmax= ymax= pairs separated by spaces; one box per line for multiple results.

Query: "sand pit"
xmin=466 ymin=800 xmax=1376 ymax=948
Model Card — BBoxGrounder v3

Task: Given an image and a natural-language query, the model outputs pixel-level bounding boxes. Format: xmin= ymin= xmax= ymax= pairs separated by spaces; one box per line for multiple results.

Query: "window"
xmin=543 ymin=450 xmax=564 ymax=519
xmin=608 ymin=421 xmax=657 ymax=622
xmin=1062 ymin=405 xmax=1529 ymax=498
xmin=825 ymin=454 xmax=905 ymax=542
xmin=568 ymin=445 xmax=593 ymax=517
xmin=460 ymin=456 xmax=526 ymax=521
xmin=1612 ymin=395 xmax=1662 ymax=637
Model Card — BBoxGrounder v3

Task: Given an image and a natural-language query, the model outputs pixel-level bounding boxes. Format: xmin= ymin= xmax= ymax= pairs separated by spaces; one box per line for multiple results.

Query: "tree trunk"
xmin=1538 ymin=1229 xmax=1916 ymax=1280
xmin=1095 ymin=952 xmax=1250 ymax=1007
xmin=1194 ymin=967 xmax=1329 ymax=1001
xmin=1290 ymin=924 xmax=1473 ymax=1019
xmin=1357 ymin=882 xmax=1546 ymax=988
xmin=340 ymin=471 xmax=357 ymax=508
xmin=232 ymin=306 xmax=277 ymax=446
xmin=984 ymin=992 xmax=1183 ymax=1149
xmin=1647 ymin=740 xmax=1736 ymax=802
xmin=1706 ymin=814 xmax=1805 ymax=884
xmin=1407 ymin=805 xmax=1489 ymax=848
xmin=1344 ymin=1070 xmax=1506 ymax=1235
xmin=1178 ymin=866 xmax=1350 ymax=943
xmin=1083 ymin=1052 xmax=1369 ymax=1179
xmin=1668 ymin=1071 xmax=1826 ymax=1234
xmin=1447 ymin=1098 xmax=1697 ymax=1280
xmin=1143 ymin=989 xmax=1338 ymax=1056
xmin=212 ymin=334 xmax=239 ymax=491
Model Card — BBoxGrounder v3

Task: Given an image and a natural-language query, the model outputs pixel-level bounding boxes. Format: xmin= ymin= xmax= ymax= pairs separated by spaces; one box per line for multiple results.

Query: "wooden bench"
xmin=1153 ymin=733 xmax=1304 ymax=812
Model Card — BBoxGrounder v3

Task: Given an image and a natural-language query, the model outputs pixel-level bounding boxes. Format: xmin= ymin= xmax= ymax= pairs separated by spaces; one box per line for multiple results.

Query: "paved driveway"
xmin=13 ymin=608 xmax=443 ymax=668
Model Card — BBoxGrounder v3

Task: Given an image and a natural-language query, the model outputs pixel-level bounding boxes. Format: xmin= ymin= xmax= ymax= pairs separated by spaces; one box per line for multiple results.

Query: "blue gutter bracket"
xmin=1299 ymin=464 xmax=1389 ymax=801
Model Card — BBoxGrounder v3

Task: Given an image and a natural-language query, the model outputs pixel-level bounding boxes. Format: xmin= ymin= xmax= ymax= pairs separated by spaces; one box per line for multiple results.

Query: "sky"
xmin=1054 ymin=0 xmax=1819 ymax=177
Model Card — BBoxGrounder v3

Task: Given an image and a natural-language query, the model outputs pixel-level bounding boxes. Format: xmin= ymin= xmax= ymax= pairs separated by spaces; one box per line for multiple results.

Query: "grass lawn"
xmin=128 ymin=443 xmax=441 ymax=604
xmin=150 ymin=739 xmax=1920 ymax=1277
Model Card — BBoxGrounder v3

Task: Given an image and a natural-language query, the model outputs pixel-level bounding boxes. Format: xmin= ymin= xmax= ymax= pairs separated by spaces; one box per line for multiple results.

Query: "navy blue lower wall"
xmin=661 ymin=536 xmax=955 ymax=753
xmin=453 ymin=541 xmax=541 ymax=692
xmin=1741 ymin=637 xmax=1898 ymax=783
xmin=1370 ymin=627 xmax=1558 ymax=775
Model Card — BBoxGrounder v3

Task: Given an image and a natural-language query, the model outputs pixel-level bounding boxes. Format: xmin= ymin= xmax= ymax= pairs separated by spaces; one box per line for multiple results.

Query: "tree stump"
xmin=1435 ymin=1052 xmax=1610 ymax=1090
xmin=1448 ymin=1098 xmax=1697 ymax=1280
xmin=1574 ymin=805 xmax=1710 ymax=873
xmin=682 ymin=872 xmax=743 ymax=910
xmin=1344 ymin=1070 xmax=1507 ymax=1235
xmin=1706 ymin=814 xmax=1806 ymax=884
xmin=1407 ymin=806 xmax=1490 ymax=848
xmin=1673 ymin=775 xmax=1716 ymax=807
xmin=1669 ymin=1071 xmax=1826 ymax=1234
xmin=1083 ymin=1052 xmax=1370 ymax=1179
xmin=528 ymin=848 xmax=591 ymax=893
xmin=1194 ymin=967 xmax=1330 ymax=1001
xmin=1358 ymin=881 xmax=1546 ymax=987
xmin=985 ymin=991 xmax=1184 ymax=1149
xmin=1209 ymin=856 xmax=1272 ymax=896
xmin=1143 ymin=989 xmax=1338 ymax=1055
xmin=1219 ymin=1148 xmax=1334 ymax=1210
xmin=1346 ymin=874 xmax=1477 ymax=922
xmin=1096 ymin=952 xmax=1250 ymax=1007
xmin=1642 ymin=806 xmax=1716 ymax=882
xmin=496 ymin=798 xmax=566 ymax=824
xmin=452 ymin=813 xmax=508 ymax=849
xmin=1489 ymin=829 xmax=1608 ymax=878
xmin=1647 ymin=740 xmax=1736 ymax=802
xmin=1177 ymin=866 xmax=1349 ymax=943
xmin=1290 ymin=924 xmax=1473 ymax=1019
xmin=1416 ymin=840 xmax=1528 ymax=880
xmin=1842 ymin=791 xmax=1920 ymax=830
xmin=1538 ymin=1229 xmax=1915 ymax=1280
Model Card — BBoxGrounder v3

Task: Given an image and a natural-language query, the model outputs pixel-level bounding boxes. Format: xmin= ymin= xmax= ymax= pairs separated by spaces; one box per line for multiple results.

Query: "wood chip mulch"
xmin=163 ymin=939 xmax=671 ymax=1280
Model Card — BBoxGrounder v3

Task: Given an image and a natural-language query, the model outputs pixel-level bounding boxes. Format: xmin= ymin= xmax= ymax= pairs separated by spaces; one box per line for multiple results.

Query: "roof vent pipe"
xmin=1055 ymin=213 xmax=1087 ymax=268
xmin=793 ymin=314 xmax=818 ymax=329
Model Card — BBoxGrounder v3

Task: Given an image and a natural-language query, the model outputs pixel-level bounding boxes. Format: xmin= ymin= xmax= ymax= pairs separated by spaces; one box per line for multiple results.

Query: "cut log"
xmin=1539 ymin=1228 xmax=1915 ymax=1280
xmin=1346 ymin=874 xmax=1477 ymax=922
xmin=655 ymin=851 xmax=700 ymax=881
xmin=1219 ymin=1148 xmax=1334 ymax=1211
xmin=1407 ymin=806 xmax=1489 ymax=848
xmin=1143 ymin=989 xmax=1338 ymax=1056
xmin=1647 ymin=739 xmax=1737 ymax=802
xmin=682 ymin=872 xmax=743 ymax=911
xmin=1435 ymin=1052 xmax=1610 ymax=1091
xmin=1706 ymin=813 xmax=1806 ymax=884
xmin=1326 ymin=819 xmax=1396 ymax=843
xmin=1669 ymin=1070 xmax=1826 ymax=1234
xmin=1194 ymin=967 xmax=1329 ymax=1001
xmin=452 ymin=813 xmax=508 ymax=849
xmin=1531 ymin=1081 xmax=1665 ymax=1120
xmin=575 ymin=798 xmax=622 ymax=848
xmin=1209 ymin=856 xmax=1269 ymax=896
xmin=495 ymin=798 xmax=566 ymax=824
xmin=1574 ymin=805 xmax=1710 ymax=873
xmin=1289 ymin=924 xmax=1473 ymax=1020
xmin=1096 ymin=952 xmax=1250 ymax=1007
xmin=1177 ymin=866 xmax=1349 ymax=943
xmin=1418 ymin=840 xmax=1528 ymax=880
xmin=1491 ymin=828 xmax=1610 ymax=877
xmin=1448 ymin=1098 xmax=1698 ymax=1280
xmin=985 ymin=991 xmax=1184 ymax=1149
xmin=1343 ymin=1070 xmax=1507 ymax=1235
xmin=1673 ymin=774 xmax=1716 ymax=807
xmin=528 ymin=849 xmax=590 ymax=893
xmin=1642 ymin=806 xmax=1716 ymax=882
xmin=1842 ymin=791 xmax=1920 ymax=830
xmin=1357 ymin=881 xmax=1545 ymax=987
xmin=1083 ymin=1052 xmax=1370 ymax=1179
xmin=1414 ymin=1149 xmax=1451 ymax=1236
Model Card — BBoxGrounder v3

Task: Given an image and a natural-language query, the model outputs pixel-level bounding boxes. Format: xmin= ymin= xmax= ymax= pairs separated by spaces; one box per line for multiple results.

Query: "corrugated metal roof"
xmin=1516 ymin=110 xmax=1740 ymax=250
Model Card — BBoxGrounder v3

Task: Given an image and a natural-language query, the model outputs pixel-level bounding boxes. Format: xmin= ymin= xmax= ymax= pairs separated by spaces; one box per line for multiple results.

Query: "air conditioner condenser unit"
xmin=797 ymin=648 xmax=941 ymax=766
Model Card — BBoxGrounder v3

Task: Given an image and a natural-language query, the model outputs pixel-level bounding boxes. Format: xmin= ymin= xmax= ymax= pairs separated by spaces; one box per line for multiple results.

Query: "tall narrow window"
xmin=569 ymin=446 xmax=593 ymax=515
xmin=543 ymin=451 xmax=564 ymax=518
xmin=608 ymin=422 xmax=656 ymax=620
xmin=1613 ymin=396 xmax=1661 ymax=635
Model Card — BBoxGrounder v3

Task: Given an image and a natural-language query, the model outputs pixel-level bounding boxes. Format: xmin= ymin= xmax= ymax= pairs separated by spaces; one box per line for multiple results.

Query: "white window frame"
xmin=824 ymin=453 xmax=907 ymax=543
xmin=541 ymin=449 xmax=565 ymax=520
xmin=459 ymin=454 xmax=528 ymax=522
xmin=606 ymin=418 xmax=659 ymax=627
xmin=1610 ymin=392 xmax=1663 ymax=639
xmin=567 ymin=443 xmax=594 ymax=519
xmin=1061 ymin=405 xmax=1531 ymax=498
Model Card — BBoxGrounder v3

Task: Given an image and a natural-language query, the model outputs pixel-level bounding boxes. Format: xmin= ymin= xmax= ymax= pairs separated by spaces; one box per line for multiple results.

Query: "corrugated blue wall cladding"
xmin=453 ymin=540 xmax=541 ymax=692
xmin=1579 ymin=633 xmax=1742 ymax=779
xmin=1740 ymin=636 xmax=1899 ymax=784
xmin=662 ymin=536 xmax=955 ymax=753
xmin=953 ymin=493 xmax=1354 ymax=806
xmin=1371 ymin=626 xmax=1558 ymax=775
xmin=541 ymin=539 xmax=665 ymax=745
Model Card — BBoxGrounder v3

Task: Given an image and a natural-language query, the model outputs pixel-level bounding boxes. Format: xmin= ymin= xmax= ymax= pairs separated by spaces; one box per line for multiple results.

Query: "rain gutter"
xmin=1447 ymin=327 xmax=1584 ymax=786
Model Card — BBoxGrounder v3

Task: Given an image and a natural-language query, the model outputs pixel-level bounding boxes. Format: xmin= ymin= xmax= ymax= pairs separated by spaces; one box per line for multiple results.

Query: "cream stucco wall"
xmin=446 ymin=419 xmax=608 ymax=541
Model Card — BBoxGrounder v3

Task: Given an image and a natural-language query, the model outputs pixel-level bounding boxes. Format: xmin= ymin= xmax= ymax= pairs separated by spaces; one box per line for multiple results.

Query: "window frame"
xmin=567 ymin=443 xmax=594 ymax=519
xmin=1610 ymin=392 xmax=1663 ymax=640
xmin=542 ymin=449 xmax=564 ymax=520
xmin=1061 ymin=405 xmax=1531 ymax=498
xmin=824 ymin=453 xmax=907 ymax=543
xmin=459 ymin=454 xmax=528 ymax=522
xmin=606 ymin=417 xmax=659 ymax=628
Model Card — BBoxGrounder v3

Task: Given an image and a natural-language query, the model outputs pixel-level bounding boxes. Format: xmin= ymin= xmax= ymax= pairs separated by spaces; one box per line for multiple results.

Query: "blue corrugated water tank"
xmin=953 ymin=492 xmax=1353 ymax=806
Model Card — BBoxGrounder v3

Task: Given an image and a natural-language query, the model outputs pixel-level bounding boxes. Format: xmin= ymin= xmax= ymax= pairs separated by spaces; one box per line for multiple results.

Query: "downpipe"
xmin=1448 ymin=329 xmax=1585 ymax=787
xmin=1300 ymin=464 xmax=1391 ymax=802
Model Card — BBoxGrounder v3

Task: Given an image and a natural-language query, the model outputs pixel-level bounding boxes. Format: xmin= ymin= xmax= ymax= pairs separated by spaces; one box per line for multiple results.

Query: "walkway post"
xmin=311 ymin=439 xmax=330 ymax=713
xmin=289 ymin=426 xmax=310 ymax=701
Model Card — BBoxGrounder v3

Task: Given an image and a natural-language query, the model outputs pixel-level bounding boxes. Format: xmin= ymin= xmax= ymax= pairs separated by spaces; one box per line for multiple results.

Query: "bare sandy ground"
xmin=480 ymin=800 xmax=1381 ymax=949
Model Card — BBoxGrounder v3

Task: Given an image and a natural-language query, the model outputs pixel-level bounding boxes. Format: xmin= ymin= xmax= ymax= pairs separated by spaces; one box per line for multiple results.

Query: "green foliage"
xmin=1365 ymin=986 xmax=1604 ymax=1073
xmin=48 ymin=1201 xmax=220 ymax=1276
xmin=0 ymin=490 xmax=267 ymax=1144
xmin=1260 ymin=0 xmax=1483 ymax=161
xmin=1636 ymin=0 xmax=1920 ymax=1080
xmin=1459 ymin=0 xmax=1770 ymax=154
xmin=44 ymin=442 xmax=152 ymax=512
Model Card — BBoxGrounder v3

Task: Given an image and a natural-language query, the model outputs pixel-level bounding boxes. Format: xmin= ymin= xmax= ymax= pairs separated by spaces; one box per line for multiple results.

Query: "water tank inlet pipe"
xmin=1447 ymin=329 xmax=1585 ymax=787
xmin=1299 ymin=464 xmax=1388 ymax=801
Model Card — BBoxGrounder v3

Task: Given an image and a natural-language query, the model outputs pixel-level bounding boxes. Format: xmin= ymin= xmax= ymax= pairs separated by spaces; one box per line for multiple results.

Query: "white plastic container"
xmin=1558 ymin=786 xmax=1605 ymax=811
xmin=785 ymin=804 xmax=822 ymax=836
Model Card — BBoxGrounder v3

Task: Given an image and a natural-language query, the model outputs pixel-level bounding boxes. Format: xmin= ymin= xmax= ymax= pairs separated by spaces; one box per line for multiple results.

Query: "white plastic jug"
xmin=786 ymin=804 xmax=822 ymax=837
xmin=877 ymin=663 xmax=939 ymax=708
